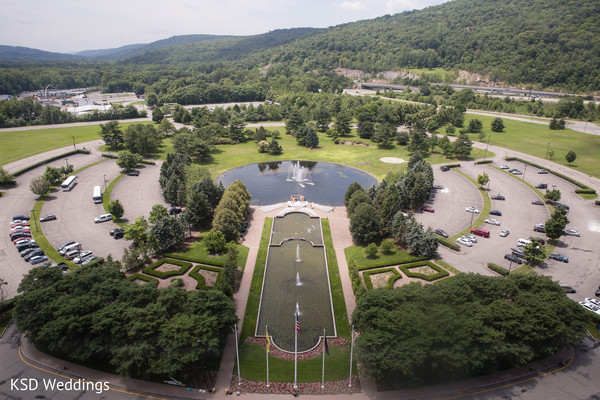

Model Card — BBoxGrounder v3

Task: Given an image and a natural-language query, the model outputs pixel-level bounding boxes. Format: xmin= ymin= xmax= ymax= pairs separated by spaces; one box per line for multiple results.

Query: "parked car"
xmin=534 ymin=224 xmax=545 ymax=233
xmin=491 ymin=194 xmax=505 ymax=200
xmin=511 ymin=248 xmax=526 ymax=259
xmin=466 ymin=206 xmax=480 ymax=213
xmin=579 ymin=301 xmax=600 ymax=315
xmin=64 ymin=249 xmax=81 ymax=260
xmin=110 ymin=228 xmax=124 ymax=236
xmin=500 ymin=165 xmax=510 ymax=169
xmin=94 ymin=213 xmax=113 ymax=223
xmin=433 ymin=184 xmax=444 ymax=189
xmin=113 ymin=230 xmax=124 ymax=239
xmin=535 ymin=183 xmax=548 ymax=189
xmin=553 ymin=202 xmax=570 ymax=210
xmin=563 ymin=229 xmax=580 ymax=237
xmin=549 ymin=253 xmax=569 ymax=263
xmin=82 ymin=256 xmax=100 ymax=265
xmin=529 ymin=237 xmax=546 ymax=245
xmin=12 ymin=215 xmax=30 ymax=221
xmin=9 ymin=227 xmax=30 ymax=235
xmin=421 ymin=206 xmax=435 ymax=213
xmin=14 ymin=238 xmax=34 ymax=247
xmin=29 ymin=255 xmax=49 ymax=265
xmin=40 ymin=214 xmax=57 ymax=222
xmin=73 ymin=251 xmax=93 ymax=264
xmin=440 ymin=166 xmax=450 ymax=171
xmin=489 ymin=210 xmax=502 ymax=216
xmin=57 ymin=240 xmax=76 ymax=253
xmin=435 ymin=229 xmax=449 ymax=238
xmin=11 ymin=221 xmax=30 ymax=228
xmin=126 ymin=170 xmax=140 ymax=176
xmin=586 ymin=298 xmax=600 ymax=308
xmin=471 ymin=228 xmax=490 ymax=238
xmin=538 ymin=169 xmax=549 ymax=174
xmin=531 ymin=199 xmax=545 ymax=205
xmin=11 ymin=232 xmax=31 ymax=242
xmin=456 ymin=237 xmax=473 ymax=247
xmin=465 ymin=234 xmax=478 ymax=243
xmin=511 ymin=169 xmax=523 ymax=175
xmin=20 ymin=247 xmax=39 ymax=257
xmin=504 ymin=254 xmax=523 ymax=264
xmin=168 ymin=207 xmax=182 ymax=215
xmin=560 ymin=283 xmax=576 ymax=293
xmin=24 ymin=249 xmax=44 ymax=262
xmin=500 ymin=229 xmax=510 ymax=237
xmin=241 ymin=222 xmax=249 ymax=234
xmin=16 ymin=241 xmax=38 ymax=252
xmin=485 ymin=218 xmax=501 ymax=226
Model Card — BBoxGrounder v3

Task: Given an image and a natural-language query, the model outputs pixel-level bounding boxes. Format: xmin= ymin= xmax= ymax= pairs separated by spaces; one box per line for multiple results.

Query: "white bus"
xmin=93 ymin=185 xmax=102 ymax=204
xmin=61 ymin=175 xmax=77 ymax=192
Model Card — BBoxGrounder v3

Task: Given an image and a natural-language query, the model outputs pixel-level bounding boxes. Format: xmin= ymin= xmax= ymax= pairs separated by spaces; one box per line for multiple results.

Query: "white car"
xmin=73 ymin=251 xmax=93 ymax=264
xmin=485 ymin=218 xmax=501 ymax=226
xmin=500 ymin=165 xmax=510 ymax=169
xmin=466 ymin=207 xmax=480 ymax=214
xmin=538 ymin=169 xmax=549 ymax=174
xmin=586 ymin=298 xmax=600 ymax=308
xmin=94 ymin=214 xmax=113 ymax=223
xmin=563 ymin=229 xmax=580 ymax=237
xmin=456 ymin=238 xmax=473 ymax=247
xmin=465 ymin=234 xmax=478 ymax=243
xmin=579 ymin=301 xmax=600 ymax=315
xmin=511 ymin=170 xmax=523 ymax=175
xmin=500 ymin=229 xmax=510 ymax=237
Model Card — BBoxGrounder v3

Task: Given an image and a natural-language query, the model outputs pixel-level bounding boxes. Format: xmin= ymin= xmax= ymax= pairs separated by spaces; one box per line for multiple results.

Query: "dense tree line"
xmin=212 ymin=180 xmax=250 ymax=241
xmin=353 ymin=273 xmax=589 ymax=389
xmin=14 ymin=263 xmax=237 ymax=382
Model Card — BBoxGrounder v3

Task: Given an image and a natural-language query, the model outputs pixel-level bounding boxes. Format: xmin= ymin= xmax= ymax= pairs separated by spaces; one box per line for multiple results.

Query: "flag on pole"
xmin=324 ymin=334 xmax=329 ymax=356
xmin=296 ymin=312 xmax=300 ymax=334
xmin=266 ymin=327 xmax=271 ymax=354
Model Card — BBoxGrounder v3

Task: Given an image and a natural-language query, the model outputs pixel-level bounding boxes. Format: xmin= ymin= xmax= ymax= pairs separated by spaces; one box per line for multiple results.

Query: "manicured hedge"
xmin=437 ymin=236 xmax=461 ymax=251
xmin=13 ymin=149 xmax=90 ymax=177
xmin=442 ymin=163 xmax=461 ymax=169
xmin=142 ymin=258 xmax=192 ymax=279
xmin=398 ymin=261 xmax=449 ymax=281
xmin=101 ymin=153 xmax=118 ymax=159
xmin=126 ymin=273 xmax=159 ymax=286
xmin=487 ymin=263 xmax=509 ymax=276
xmin=139 ymin=160 xmax=156 ymax=165
xmin=163 ymin=253 xmax=224 ymax=267
xmin=503 ymin=156 xmax=596 ymax=194
xmin=189 ymin=264 xmax=222 ymax=290
xmin=363 ymin=267 xmax=401 ymax=290
xmin=596 ymin=200 xmax=600 ymax=206
xmin=475 ymin=160 xmax=493 ymax=164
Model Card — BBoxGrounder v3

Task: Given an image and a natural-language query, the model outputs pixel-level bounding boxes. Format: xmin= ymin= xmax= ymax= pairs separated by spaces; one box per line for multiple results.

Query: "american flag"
xmin=295 ymin=311 xmax=300 ymax=334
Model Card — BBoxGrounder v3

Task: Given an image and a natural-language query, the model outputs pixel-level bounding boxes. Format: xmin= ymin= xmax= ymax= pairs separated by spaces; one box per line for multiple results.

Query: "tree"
xmin=0 ymin=168 xmax=15 ymax=186
xmin=357 ymin=121 xmax=375 ymax=139
xmin=545 ymin=206 xmax=569 ymax=241
xmin=125 ymin=216 xmax=150 ymax=247
xmin=439 ymin=135 xmax=453 ymax=155
xmin=108 ymin=200 xmax=124 ymax=220
xmin=544 ymin=189 xmax=561 ymax=202
xmin=344 ymin=182 xmax=364 ymax=206
xmin=445 ymin=125 xmax=455 ymax=134
xmin=334 ymin=111 xmax=352 ymax=137
xmin=380 ymin=239 xmax=394 ymax=254
xmin=150 ymin=216 xmax=185 ymax=253
xmin=158 ymin=118 xmax=175 ymax=135
xmin=257 ymin=140 xmax=270 ymax=153
xmin=548 ymin=149 xmax=555 ymax=159
xmin=349 ymin=203 xmax=382 ymax=244
xmin=149 ymin=204 xmax=169 ymax=224
xmin=347 ymin=190 xmax=372 ymax=217
xmin=99 ymin=121 xmax=123 ymax=148
xmin=285 ymin=109 xmax=304 ymax=134
xmin=477 ymin=172 xmax=490 ymax=188
xmin=565 ymin=150 xmax=577 ymax=165
xmin=522 ymin=238 xmax=546 ymax=265
xmin=364 ymin=243 xmax=378 ymax=258
xmin=452 ymin=133 xmax=473 ymax=159
xmin=124 ymin=124 xmax=162 ymax=156
xmin=373 ymin=123 xmax=396 ymax=148
xmin=466 ymin=118 xmax=483 ymax=133
xmin=152 ymin=107 xmax=164 ymax=123
xmin=549 ymin=117 xmax=566 ymax=130
xmin=407 ymin=130 xmax=429 ymax=157
xmin=116 ymin=150 xmax=143 ymax=172
xmin=491 ymin=117 xmax=505 ymax=132
xmin=268 ymin=139 xmax=283 ymax=155
xmin=29 ymin=176 xmax=50 ymax=196
xmin=204 ymin=230 xmax=227 ymax=255
xmin=305 ymin=128 xmax=319 ymax=149
xmin=185 ymin=189 xmax=211 ymax=230
xmin=315 ymin=108 xmax=331 ymax=132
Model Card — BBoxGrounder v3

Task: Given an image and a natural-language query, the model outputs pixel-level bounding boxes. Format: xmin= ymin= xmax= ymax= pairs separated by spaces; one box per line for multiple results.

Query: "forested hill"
xmin=123 ymin=0 xmax=599 ymax=91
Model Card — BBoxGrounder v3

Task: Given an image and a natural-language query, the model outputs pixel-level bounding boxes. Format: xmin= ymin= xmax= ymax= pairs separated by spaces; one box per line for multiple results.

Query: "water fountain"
xmin=296 ymin=272 xmax=302 ymax=287
xmin=286 ymin=161 xmax=314 ymax=187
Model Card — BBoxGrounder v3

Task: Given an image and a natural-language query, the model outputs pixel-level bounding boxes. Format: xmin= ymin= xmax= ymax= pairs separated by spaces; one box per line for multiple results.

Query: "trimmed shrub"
xmin=475 ymin=160 xmax=493 ymax=164
xmin=189 ymin=264 xmax=222 ymax=290
xmin=437 ymin=237 xmax=460 ymax=251
xmin=442 ymin=163 xmax=461 ymax=169
xmin=142 ymin=258 xmax=192 ymax=279
xmin=487 ymin=263 xmax=509 ymax=276
xmin=13 ymin=149 xmax=90 ymax=177
xmin=126 ymin=273 xmax=159 ymax=286
xmin=139 ymin=160 xmax=156 ymax=165
xmin=102 ymin=153 xmax=118 ymax=159
xmin=596 ymin=200 xmax=600 ymax=206
xmin=398 ymin=261 xmax=449 ymax=281
xmin=575 ymin=188 xmax=597 ymax=194
xmin=364 ymin=243 xmax=378 ymax=258
xmin=348 ymin=260 xmax=367 ymax=299
xmin=163 ymin=253 xmax=225 ymax=267
xmin=171 ymin=278 xmax=184 ymax=287
xmin=363 ymin=267 xmax=401 ymax=290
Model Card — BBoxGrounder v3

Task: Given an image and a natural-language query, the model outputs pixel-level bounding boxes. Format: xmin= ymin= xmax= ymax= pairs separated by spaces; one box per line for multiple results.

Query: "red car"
xmin=421 ymin=206 xmax=435 ymax=213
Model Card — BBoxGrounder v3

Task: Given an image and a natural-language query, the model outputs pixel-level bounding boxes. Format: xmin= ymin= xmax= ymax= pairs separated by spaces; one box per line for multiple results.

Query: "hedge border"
xmin=101 ymin=153 xmax=118 ymax=159
xmin=12 ymin=149 xmax=90 ymax=177
xmin=142 ymin=258 xmax=192 ymax=279
xmin=437 ymin=236 xmax=461 ymax=251
xmin=487 ymin=263 xmax=509 ymax=276
xmin=363 ymin=267 xmax=401 ymax=290
xmin=504 ymin=156 xmax=596 ymax=194
xmin=441 ymin=163 xmax=461 ymax=169
xmin=398 ymin=261 xmax=449 ymax=281
xmin=475 ymin=160 xmax=493 ymax=165
xmin=126 ymin=273 xmax=159 ymax=286
xmin=435 ymin=260 xmax=462 ymax=275
xmin=163 ymin=253 xmax=225 ymax=267
xmin=189 ymin=264 xmax=223 ymax=290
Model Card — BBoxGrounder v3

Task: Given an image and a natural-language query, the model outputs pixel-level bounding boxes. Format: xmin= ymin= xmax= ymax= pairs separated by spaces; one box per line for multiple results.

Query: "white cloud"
xmin=337 ymin=0 xmax=368 ymax=11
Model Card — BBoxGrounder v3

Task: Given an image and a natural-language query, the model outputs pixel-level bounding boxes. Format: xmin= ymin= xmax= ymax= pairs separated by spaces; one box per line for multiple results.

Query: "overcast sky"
xmin=0 ymin=0 xmax=450 ymax=53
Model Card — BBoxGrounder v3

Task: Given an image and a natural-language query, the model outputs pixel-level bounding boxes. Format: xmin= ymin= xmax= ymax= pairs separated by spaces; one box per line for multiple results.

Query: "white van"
xmin=517 ymin=238 xmax=532 ymax=247
xmin=60 ymin=242 xmax=81 ymax=256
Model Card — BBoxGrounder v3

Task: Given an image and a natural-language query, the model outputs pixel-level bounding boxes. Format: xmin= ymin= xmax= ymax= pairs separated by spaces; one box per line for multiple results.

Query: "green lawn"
xmin=0 ymin=121 xmax=148 ymax=167
xmin=464 ymin=114 xmax=600 ymax=179
xmin=344 ymin=244 xmax=425 ymax=271
xmin=165 ymin=232 xmax=249 ymax=268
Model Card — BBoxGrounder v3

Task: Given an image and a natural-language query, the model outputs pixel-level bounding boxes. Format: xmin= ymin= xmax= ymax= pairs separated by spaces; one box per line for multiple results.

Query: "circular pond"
xmin=217 ymin=160 xmax=379 ymax=205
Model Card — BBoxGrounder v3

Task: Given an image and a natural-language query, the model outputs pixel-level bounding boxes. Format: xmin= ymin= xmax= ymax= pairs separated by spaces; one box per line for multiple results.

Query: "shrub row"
xmin=487 ymin=263 xmax=509 ymax=276
xmin=398 ymin=261 xmax=449 ymax=281
xmin=101 ymin=153 xmax=118 ymax=159
xmin=575 ymin=188 xmax=597 ymax=194
xmin=13 ymin=149 xmax=90 ymax=177
xmin=126 ymin=273 xmax=159 ymax=286
xmin=437 ymin=236 xmax=461 ymax=251
xmin=363 ymin=267 xmax=401 ymax=290
xmin=348 ymin=259 xmax=367 ymax=299
xmin=163 ymin=253 xmax=224 ymax=267
xmin=189 ymin=264 xmax=222 ymax=290
xmin=142 ymin=258 xmax=192 ymax=279
xmin=139 ymin=160 xmax=156 ymax=165
xmin=504 ymin=156 xmax=596 ymax=194
xmin=475 ymin=160 xmax=493 ymax=164
xmin=443 ymin=163 xmax=461 ymax=169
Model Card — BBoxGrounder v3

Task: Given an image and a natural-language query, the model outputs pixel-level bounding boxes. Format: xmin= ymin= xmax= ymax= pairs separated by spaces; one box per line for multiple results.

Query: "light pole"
xmin=103 ymin=174 xmax=107 ymax=191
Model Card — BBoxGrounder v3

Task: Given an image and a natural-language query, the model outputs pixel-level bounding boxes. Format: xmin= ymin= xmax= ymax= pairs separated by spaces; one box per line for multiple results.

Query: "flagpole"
xmin=321 ymin=329 xmax=325 ymax=389
xmin=294 ymin=306 xmax=298 ymax=389
xmin=349 ymin=324 xmax=354 ymax=387
xmin=234 ymin=323 xmax=241 ymax=387
xmin=266 ymin=325 xmax=270 ymax=388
